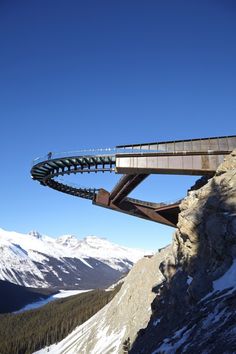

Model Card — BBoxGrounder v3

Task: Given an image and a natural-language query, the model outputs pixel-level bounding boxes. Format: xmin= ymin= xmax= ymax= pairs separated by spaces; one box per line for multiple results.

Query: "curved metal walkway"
xmin=31 ymin=135 xmax=236 ymax=227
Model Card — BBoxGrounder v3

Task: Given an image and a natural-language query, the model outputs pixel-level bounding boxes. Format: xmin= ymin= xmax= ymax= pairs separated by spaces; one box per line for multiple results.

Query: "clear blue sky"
xmin=0 ymin=1 xmax=235 ymax=249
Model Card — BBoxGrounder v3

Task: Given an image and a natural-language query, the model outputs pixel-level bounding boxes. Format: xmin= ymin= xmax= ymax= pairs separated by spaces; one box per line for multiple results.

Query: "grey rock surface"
xmin=36 ymin=246 xmax=171 ymax=354
xmin=38 ymin=150 xmax=236 ymax=354
xmin=130 ymin=149 xmax=236 ymax=354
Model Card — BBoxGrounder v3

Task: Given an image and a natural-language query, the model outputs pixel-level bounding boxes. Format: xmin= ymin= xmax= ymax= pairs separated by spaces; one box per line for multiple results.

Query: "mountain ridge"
xmin=0 ymin=228 xmax=150 ymax=289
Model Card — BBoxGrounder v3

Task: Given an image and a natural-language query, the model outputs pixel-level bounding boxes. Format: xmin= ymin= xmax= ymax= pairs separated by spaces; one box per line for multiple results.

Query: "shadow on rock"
xmin=129 ymin=152 xmax=236 ymax=354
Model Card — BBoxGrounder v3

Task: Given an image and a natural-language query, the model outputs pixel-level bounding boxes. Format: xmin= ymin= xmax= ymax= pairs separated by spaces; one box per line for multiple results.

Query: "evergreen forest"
xmin=0 ymin=285 xmax=122 ymax=354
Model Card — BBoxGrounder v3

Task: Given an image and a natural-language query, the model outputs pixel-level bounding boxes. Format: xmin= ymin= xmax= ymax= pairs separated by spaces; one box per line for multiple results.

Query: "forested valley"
xmin=0 ymin=284 xmax=122 ymax=354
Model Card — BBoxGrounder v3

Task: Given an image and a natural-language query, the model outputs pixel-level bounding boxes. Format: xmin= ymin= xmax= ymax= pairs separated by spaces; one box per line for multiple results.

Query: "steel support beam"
xmin=94 ymin=189 xmax=179 ymax=227
xmin=110 ymin=174 xmax=148 ymax=205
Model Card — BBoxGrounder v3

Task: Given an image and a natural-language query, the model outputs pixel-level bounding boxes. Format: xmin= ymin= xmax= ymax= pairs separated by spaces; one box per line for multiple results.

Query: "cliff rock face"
xmin=36 ymin=247 xmax=171 ymax=354
xmin=37 ymin=150 xmax=236 ymax=354
xmin=130 ymin=149 xmax=236 ymax=354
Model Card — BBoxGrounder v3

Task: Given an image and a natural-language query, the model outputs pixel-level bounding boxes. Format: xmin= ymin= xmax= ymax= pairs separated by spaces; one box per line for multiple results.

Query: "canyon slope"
xmin=37 ymin=149 xmax=236 ymax=354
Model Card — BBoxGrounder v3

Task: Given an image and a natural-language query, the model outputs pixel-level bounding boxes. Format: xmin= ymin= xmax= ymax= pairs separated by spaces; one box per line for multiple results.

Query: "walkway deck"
xmin=31 ymin=135 xmax=236 ymax=227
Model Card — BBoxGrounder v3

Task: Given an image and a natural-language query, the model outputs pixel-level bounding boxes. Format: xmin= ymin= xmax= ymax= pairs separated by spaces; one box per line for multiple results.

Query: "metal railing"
xmin=127 ymin=197 xmax=182 ymax=207
xmin=32 ymin=135 xmax=236 ymax=166
xmin=54 ymin=177 xmax=99 ymax=192
xmin=117 ymin=136 xmax=236 ymax=153
xmin=54 ymin=178 xmax=182 ymax=206
xmin=32 ymin=147 xmax=164 ymax=166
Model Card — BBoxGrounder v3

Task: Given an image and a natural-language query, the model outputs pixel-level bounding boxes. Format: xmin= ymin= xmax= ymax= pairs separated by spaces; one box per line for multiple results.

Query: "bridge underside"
xmin=94 ymin=186 xmax=180 ymax=227
xmin=94 ymin=149 xmax=229 ymax=227
xmin=92 ymin=173 xmax=180 ymax=227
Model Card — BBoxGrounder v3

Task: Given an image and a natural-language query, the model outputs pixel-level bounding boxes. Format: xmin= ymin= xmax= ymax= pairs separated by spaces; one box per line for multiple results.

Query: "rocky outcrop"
xmin=37 ymin=150 xmax=236 ymax=354
xmin=130 ymin=149 xmax=236 ymax=353
xmin=35 ymin=246 xmax=171 ymax=354
xmin=175 ymin=149 xmax=236 ymax=283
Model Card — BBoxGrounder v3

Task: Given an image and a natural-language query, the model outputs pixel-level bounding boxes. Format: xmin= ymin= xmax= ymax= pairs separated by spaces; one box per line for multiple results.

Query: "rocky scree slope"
xmin=130 ymin=149 xmax=236 ymax=354
xmin=35 ymin=150 xmax=236 ymax=354
xmin=34 ymin=246 xmax=171 ymax=354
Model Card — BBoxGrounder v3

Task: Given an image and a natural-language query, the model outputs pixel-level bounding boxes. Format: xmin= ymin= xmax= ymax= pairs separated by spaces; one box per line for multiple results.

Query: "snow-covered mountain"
xmin=0 ymin=228 xmax=150 ymax=289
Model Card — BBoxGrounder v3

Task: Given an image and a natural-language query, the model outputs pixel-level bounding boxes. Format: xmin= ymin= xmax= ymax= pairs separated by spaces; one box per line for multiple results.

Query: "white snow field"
xmin=15 ymin=289 xmax=92 ymax=313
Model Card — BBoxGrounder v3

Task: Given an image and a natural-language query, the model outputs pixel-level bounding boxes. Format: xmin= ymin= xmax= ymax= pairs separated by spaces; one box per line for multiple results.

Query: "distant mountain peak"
xmin=83 ymin=235 xmax=107 ymax=244
xmin=56 ymin=234 xmax=78 ymax=247
xmin=28 ymin=231 xmax=42 ymax=239
xmin=85 ymin=235 xmax=106 ymax=240
xmin=0 ymin=227 xmax=150 ymax=289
